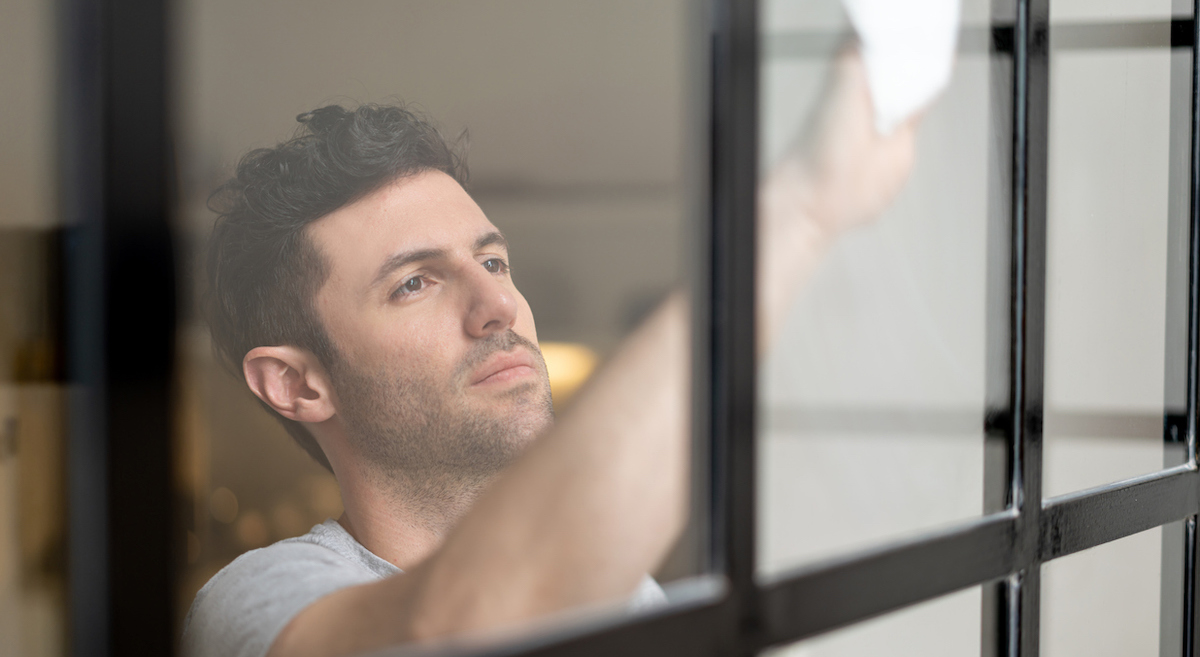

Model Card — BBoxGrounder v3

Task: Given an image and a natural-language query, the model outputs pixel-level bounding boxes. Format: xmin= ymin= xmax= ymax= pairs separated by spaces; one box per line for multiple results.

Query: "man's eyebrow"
xmin=370 ymin=248 xmax=445 ymax=290
xmin=474 ymin=231 xmax=508 ymax=252
xmin=368 ymin=232 xmax=507 ymax=291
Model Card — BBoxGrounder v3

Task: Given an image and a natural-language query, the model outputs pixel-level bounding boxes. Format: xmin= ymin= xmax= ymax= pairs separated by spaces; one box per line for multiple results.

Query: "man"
xmin=183 ymin=52 xmax=918 ymax=657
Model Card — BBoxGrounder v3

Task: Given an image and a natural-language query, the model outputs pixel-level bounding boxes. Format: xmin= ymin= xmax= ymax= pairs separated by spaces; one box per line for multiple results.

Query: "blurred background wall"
xmin=0 ymin=0 xmax=68 ymax=655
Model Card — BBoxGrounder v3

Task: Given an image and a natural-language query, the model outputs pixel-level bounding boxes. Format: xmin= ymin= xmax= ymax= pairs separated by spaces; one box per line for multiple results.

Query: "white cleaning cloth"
xmin=841 ymin=0 xmax=961 ymax=134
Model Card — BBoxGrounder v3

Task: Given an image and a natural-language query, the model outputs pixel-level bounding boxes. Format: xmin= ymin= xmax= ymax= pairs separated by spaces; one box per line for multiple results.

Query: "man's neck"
xmin=334 ymin=465 xmax=491 ymax=571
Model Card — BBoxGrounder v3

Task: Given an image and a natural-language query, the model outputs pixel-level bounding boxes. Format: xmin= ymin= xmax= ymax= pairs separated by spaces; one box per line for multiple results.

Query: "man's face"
xmin=308 ymin=170 xmax=553 ymax=489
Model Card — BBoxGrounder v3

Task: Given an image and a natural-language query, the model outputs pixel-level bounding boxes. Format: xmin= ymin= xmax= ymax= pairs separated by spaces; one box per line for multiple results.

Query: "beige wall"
xmin=0 ymin=0 xmax=56 ymax=230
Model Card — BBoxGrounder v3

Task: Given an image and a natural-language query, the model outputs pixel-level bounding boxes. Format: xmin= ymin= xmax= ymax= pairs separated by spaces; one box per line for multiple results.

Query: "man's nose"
xmin=462 ymin=264 xmax=518 ymax=338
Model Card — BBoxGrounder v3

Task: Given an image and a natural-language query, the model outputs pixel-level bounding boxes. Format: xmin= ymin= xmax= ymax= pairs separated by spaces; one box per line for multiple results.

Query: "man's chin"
xmin=495 ymin=404 xmax=554 ymax=446
xmin=468 ymin=378 xmax=552 ymax=411
xmin=488 ymin=399 xmax=555 ymax=451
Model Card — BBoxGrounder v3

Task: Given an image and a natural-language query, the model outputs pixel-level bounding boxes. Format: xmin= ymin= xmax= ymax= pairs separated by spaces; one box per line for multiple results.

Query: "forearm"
xmin=757 ymin=157 xmax=837 ymax=353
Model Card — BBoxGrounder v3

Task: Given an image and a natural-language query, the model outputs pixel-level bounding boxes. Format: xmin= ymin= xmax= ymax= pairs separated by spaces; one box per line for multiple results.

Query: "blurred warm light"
xmin=209 ymin=487 xmax=238 ymax=524
xmin=539 ymin=342 xmax=599 ymax=405
xmin=235 ymin=510 xmax=269 ymax=549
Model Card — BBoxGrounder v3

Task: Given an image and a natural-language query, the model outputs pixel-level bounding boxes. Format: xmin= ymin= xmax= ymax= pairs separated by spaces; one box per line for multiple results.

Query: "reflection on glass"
xmin=758 ymin=0 xmax=987 ymax=574
xmin=1041 ymin=527 xmax=1162 ymax=656
xmin=0 ymin=0 xmax=67 ymax=653
xmin=1042 ymin=44 xmax=1176 ymax=498
xmin=174 ymin=1 xmax=700 ymax=654
xmin=762 ymin=586 xmax=980 ymax=657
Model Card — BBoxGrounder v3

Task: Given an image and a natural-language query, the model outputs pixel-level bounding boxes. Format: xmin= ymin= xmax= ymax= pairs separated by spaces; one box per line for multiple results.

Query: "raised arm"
xmin=267 ymin=49 xmax=920 ymax=657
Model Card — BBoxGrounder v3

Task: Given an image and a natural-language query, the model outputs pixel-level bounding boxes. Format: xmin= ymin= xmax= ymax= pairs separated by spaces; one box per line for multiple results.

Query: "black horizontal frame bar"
xmin=763 ymin=18 xmax=1197 ymax=61
xmin=756 ymin=463 xmax=1200 ymax=650
xmin=469 ymin=597 xmax=728 ymax=657
xmin=758 ymin=512 xmax=1019 ymax=645
xmin=367 ymin=579 xmax=732 ymax=657
xmin=1041 ymin=464 xmax=1200 ymax=560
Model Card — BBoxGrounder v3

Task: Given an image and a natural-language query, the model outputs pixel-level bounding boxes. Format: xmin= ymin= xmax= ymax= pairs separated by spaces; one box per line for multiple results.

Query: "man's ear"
xmin=243 ymin=346 xmax=336 ymax=424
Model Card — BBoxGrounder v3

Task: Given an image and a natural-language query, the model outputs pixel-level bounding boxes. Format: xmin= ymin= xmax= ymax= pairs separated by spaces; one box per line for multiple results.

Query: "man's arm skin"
xmin=267 ymin=50 xmax=918 ymax=657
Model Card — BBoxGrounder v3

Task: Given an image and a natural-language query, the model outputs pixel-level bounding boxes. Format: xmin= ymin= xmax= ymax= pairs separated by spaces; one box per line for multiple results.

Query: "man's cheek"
xmin=388 ymin=337 xmax=463 ymax=385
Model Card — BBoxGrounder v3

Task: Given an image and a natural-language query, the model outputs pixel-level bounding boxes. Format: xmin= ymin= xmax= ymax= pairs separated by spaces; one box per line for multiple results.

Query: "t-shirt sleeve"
xmin=182 ymin=541 xmax=380 ymax=657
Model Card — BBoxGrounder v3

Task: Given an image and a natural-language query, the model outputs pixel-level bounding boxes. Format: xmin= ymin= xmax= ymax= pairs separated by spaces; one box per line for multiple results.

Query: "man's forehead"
xmin=308 ymin=170 xmax=499 ymax=280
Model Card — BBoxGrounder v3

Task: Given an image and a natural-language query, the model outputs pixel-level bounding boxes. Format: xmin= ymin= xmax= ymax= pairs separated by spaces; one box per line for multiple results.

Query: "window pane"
xmin=1051 ymin=0 xmax=1180 ymax=23
xmin=1041 ymin=527 xmax=1163 ymax=656
xmin=761 ymin=586 xmax=980 ymax=657
xmin=173 ymin=0 xmax=707 ymax=652
xmin=1042 ymin=38 xmax=1183 ymax=498
xmin=758 ymin=0 xmax=989 ymax=574
xmin=0 ymin=0 xmax=67 ymax=653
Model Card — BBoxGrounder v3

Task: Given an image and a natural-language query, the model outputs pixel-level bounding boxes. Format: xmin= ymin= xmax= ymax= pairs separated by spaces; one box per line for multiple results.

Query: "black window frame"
xmin=57 ymin=0 xmax=1200 ymax=655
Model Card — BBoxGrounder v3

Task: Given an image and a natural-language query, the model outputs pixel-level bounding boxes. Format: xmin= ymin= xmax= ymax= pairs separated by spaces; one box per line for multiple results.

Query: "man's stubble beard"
xmin=330 ymin=330 xmax=555 ymax=530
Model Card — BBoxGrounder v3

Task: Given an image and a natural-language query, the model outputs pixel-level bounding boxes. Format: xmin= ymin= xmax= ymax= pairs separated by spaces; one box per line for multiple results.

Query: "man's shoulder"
xmin=182 ymin=520 xmax=394 ymax=657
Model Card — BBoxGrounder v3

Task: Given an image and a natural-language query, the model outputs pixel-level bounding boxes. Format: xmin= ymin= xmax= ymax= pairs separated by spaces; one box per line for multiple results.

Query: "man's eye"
xmin=482 ymin=258 xmax=508 ymax=274
xmin=392 ymin=276 xmax=426 ymax=299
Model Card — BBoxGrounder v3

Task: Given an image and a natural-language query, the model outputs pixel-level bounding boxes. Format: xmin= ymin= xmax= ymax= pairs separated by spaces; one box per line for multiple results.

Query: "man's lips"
xmin=470 ymin=348 xmax=539 ymax=386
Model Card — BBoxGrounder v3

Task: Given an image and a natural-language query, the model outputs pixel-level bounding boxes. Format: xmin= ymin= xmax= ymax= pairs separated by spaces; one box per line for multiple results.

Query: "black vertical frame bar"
xmin=105 ymin=0 xmax=177 ymax=652
xmin=60 ymin=0 xmax=108 ymax=652
xmin=1187 ymin=517 xmax=1199 ymax=656
xmin=1186 ymin=5 xmax=1200 ymax=656
xmin=685 ymin=0 xmax=715 ymax=583
xmin=1016 ymin=0 xmax=1050 ymax=653
xmin=62 ymin=0 xmax=178 ymax=653
xmin=709 ymin=0 xmax=759 ymax=651
xmin=983 ymin=0 xmax=1018 ymax=652
xmin=1162 ymin=5 xmax=1199 ymax=657
xmin=984 ymin=0 xmax=1051 ymax=655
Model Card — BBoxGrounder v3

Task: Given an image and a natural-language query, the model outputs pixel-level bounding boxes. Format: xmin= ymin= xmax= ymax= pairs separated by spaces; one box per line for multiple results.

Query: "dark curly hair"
xmin=205 ymin=104 xmax=468 ymax=472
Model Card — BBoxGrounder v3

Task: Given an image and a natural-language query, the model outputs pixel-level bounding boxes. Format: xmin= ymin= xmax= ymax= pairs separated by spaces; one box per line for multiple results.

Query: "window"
xmin=41 ymin=0 xmax=1200 ymax=655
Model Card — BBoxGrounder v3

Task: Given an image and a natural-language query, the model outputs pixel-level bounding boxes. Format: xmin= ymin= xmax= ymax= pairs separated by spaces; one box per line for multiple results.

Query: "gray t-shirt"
xmin=182 ymin=519 xmax=667 ymax=657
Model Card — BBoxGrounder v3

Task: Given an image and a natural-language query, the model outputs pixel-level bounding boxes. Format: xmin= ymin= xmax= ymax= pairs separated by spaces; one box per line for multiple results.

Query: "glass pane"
xmin=761 ymin=586 xmax=980 ymax=657
xmin=0 ymin=0 xmax=67 ymax=653
xmin=758 ymin=0 xmax=989 ymax=574
xmin=173 ymin=0 xmax=706 ymax=653
xmin=1041 ymin=527 xmax=1162 ymax=656
xmin=1042 ymin=38 xmax=1182 ymax=498
xmin=1051 ymin=0 xmax=1180 ymax=23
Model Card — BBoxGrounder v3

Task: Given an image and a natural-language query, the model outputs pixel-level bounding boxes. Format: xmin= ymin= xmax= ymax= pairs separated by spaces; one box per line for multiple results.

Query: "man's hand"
xmin=758 ymin=48 xmax=921 ymax=350
xmin=785 ymin=48 xmax=919 ymax=235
